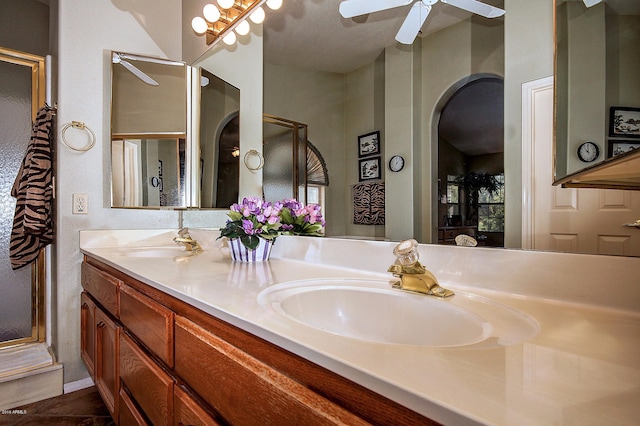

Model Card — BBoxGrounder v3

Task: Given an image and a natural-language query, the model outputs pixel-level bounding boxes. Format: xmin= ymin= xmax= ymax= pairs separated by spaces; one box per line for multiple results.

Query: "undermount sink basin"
xmin=258 ymin=279 xmax=539 ymax=348
xmin=118 ymin=246 xmax=191 ymax=258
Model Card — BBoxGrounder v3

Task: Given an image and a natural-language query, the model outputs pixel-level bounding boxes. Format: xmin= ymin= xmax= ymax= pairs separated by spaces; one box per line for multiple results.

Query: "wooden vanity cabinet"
xmin=81 ymin=256 xmax=437 ymax=426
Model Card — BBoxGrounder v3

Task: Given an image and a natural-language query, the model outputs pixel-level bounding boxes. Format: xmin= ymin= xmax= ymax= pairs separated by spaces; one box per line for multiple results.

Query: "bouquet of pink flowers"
xmin=278 ymin=198 xmax=325 ymax=237
xmin=219 ymin=197 xmax=325 ymax=250
xmin=219 ymin=197 xmax=282 ymax=250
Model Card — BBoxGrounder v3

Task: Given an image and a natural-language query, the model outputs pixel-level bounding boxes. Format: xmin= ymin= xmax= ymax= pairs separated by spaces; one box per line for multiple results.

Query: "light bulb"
xmin=203 ymin=4 xmax=221 ymax=22
xmin=266 ymin=0 xmax=282 ymax=10
xmin=191 ymin=16 xmax=208 ymax=35
xmin=235 ymin=19 xmax=250 ymax=36
xmin=223 ymin=31 xmax=237 ymax=45
xmin=217 ymin=0 xmax=234 ymax=9
xmin=249 ymin=6 xmax=265 ymax=24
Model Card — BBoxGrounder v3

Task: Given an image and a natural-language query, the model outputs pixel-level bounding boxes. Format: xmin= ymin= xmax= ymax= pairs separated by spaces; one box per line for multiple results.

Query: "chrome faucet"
xmin=173 ymin=228 xmax=203 ymax=253
xmin=388 ymin=239 xmax=454 ymax=298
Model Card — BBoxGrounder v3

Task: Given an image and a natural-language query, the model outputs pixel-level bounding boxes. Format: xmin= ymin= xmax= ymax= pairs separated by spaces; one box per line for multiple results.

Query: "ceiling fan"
xmin=339 ymin=0 xmax=506 ymax=45
xmin=112 ymin=53 xmax=159 ymax=86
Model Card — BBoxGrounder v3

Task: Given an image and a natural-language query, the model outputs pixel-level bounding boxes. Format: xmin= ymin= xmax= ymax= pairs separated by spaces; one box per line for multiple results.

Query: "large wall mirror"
xmin=554 ymin=0 xmax=640 ymax=183
xmin=110 ymin=51 xmax=240 ymax=208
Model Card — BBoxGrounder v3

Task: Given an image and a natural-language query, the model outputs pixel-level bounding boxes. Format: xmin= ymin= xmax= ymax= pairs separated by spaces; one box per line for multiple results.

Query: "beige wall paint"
xmin=56 ymin=0 xmax=182 ymax=383
xmin=344 ymin=58 xmax=386 ymax=239
xmin=504 ymin=0 xmax=554 ymax=248
xmin=263 ymin=62 xmax=348 ymax=236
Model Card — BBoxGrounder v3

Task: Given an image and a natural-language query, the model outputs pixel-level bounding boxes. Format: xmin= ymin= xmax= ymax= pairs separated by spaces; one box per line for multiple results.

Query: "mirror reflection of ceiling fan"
xmin=339 ymin=0 xmax=506 ymax=44
xmin=111 ymin=52 xmax=184 ymax=86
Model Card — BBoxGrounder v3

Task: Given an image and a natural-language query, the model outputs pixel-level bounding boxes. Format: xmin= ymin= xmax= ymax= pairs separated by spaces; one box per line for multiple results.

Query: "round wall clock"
xmin=577 ymin=142 xmax=600 ymax=163
xmin=389 ymin=155 xmax=405 ymax=172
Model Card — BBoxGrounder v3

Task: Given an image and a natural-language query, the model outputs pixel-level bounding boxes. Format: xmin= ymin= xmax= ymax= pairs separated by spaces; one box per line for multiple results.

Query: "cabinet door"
xmin=120 ymin=331 xmax=174 ymax=426
xmin=80 ymin=292 xmax=96 ymax=377
xmin=174 ymin=316 xmax=368 ymax=426
xmin=95 ymin=307 xmax=120 ymax=419
xmin=174 ymin=386 xmax=221 ymax=426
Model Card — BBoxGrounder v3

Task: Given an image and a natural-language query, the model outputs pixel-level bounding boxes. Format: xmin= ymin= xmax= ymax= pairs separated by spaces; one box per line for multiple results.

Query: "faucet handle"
xmin=393 ymin=239 xmax=420 ymax=265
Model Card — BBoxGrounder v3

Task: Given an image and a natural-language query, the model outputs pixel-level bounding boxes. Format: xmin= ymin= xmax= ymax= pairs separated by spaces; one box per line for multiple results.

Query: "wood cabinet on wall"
xmin=80 ymin=256 xmax=437 ymax=426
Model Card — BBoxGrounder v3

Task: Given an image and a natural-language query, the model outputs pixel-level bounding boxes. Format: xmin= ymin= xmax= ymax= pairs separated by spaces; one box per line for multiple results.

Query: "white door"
xmin=523 ymin=78 xmax=640 ymax=256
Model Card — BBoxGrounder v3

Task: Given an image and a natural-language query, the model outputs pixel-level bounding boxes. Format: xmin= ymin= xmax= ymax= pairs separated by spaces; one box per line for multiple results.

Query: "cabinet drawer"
xmin=120 ymin=332 xmax=174 ymax=426
xmin=119 ymin=387 xmax=150 ymax=426
xmin=174 ymin=385 xmax=221 ymax=426
xmin=120 ymin=284 xmax=174 ymax=367
xmin=82 ymin=262 xmax=120 ymax=316
xmin=174 ymin=316 xmax=368 ymax=426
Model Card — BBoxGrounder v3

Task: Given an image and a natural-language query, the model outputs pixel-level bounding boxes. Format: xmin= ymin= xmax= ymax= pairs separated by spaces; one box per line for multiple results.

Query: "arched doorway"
xmin=436 ymin=76 xmax=505 ymax=247
xmin=215 ymin=114 xmax=240 ymax=208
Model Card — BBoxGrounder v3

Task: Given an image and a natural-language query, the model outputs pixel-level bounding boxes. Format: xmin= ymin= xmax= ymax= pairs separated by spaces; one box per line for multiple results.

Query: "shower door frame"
xmin=0 ymin=47 xmax=47 ymax=348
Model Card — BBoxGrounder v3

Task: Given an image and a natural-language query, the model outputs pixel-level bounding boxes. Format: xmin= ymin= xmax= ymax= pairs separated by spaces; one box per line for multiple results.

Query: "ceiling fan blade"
xmin=118 ymin=59 xmax=159 ymax=86
xmin=395 ymin=2 xmax=431 ymax=45
xmin=583 ymin=0 xmax=603 ymax=7
xmin=339 ymin=0 xmax=413 ymax=19
xmin=441 ymin=0 xmax=505 ymax=18
xmin=117 ymin=52 xmax=183 ymax=67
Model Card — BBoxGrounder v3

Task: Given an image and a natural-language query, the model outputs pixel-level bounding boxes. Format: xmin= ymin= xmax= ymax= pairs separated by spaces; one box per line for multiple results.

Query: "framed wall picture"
xmin=358 ymin=131 xmax=380 ymax=157
xmin=358 ymin=156 xmax=381 ymax=181
xmin=609 ymin=107 xmax=640 ymax=138
xmin=608 ymin=140 xmax=640 ymax=158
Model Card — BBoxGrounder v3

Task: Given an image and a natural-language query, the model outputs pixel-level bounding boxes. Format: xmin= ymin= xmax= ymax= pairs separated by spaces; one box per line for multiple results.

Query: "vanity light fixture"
xmin=191 ymin=0 xmax=282 ymax=46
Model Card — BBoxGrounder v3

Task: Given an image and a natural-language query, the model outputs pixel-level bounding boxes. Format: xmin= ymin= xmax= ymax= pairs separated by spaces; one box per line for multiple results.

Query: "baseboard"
xmin=63 ymin=376 xmax=94 ymax=394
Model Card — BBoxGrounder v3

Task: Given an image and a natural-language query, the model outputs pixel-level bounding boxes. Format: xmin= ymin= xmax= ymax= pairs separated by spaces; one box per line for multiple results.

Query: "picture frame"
xmin=358 ymin=131 xmax=380 ymax=157
xmin=609 ymin=106 xmax=640 ymax=138
xmin=608 ymin=139 xmax=640 ymax=158
xmin=358 ymin=156 xmax=381 ymax=181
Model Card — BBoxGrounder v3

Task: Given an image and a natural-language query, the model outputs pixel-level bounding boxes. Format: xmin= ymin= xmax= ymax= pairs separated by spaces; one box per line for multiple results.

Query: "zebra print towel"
xmin=353 ymin=182 xmax=385 ymax=225
xmin=10 ymin=106 xmax=55 ymax=270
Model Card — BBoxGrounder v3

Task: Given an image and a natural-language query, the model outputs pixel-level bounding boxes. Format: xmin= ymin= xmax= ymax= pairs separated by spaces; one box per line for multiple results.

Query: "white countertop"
xmin=80 ymin=229 xmax=640 ymax=425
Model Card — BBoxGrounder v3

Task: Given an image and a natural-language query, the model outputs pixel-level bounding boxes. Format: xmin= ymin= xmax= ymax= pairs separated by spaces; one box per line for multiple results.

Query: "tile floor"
xmin=0 ymin=386 xmax=113 ymax=425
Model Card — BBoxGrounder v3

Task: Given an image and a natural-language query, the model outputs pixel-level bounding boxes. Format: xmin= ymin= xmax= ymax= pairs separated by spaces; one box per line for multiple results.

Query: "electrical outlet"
xmin=73 ymin=193 xmax=88 ymax=214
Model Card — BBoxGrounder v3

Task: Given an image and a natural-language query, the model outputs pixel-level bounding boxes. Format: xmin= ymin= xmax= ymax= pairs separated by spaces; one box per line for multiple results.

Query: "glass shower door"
xmin=0 ymin=49 xmax=46 ymax=346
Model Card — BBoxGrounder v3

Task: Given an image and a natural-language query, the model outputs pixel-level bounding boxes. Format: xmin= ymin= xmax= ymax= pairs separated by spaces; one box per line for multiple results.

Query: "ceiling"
xmin=263 ymin=0 xmax=505 ymax=157
xmin=263 ymin=0 xmax=488 ymax=74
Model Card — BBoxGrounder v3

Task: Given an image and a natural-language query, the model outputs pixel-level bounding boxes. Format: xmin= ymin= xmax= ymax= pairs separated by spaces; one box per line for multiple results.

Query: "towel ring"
xmin=61 ymin=121 xmax=96 ymax=152
xmin=243 ymin=149 xmax=264 ymax=171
